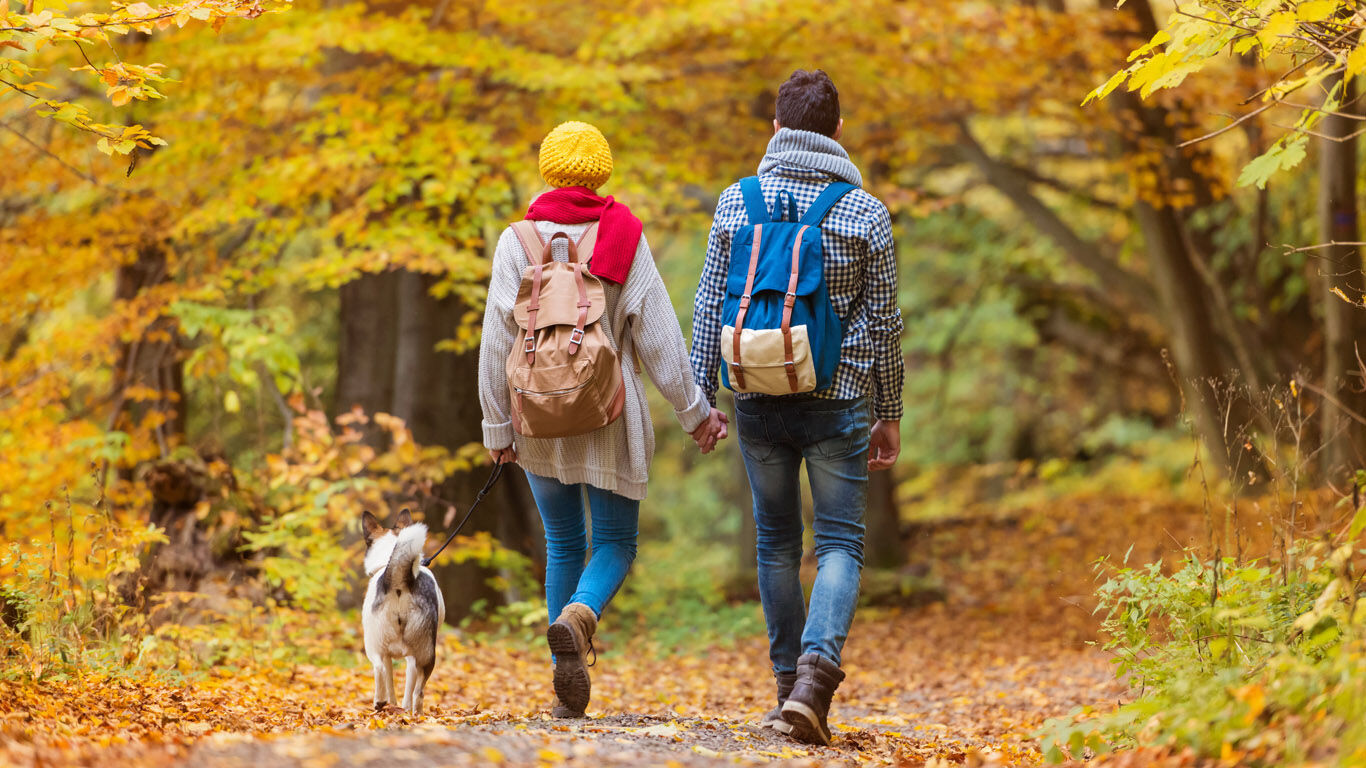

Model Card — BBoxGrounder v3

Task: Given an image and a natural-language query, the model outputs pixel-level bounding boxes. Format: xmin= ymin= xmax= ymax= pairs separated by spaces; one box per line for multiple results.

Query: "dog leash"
xmin=422 ymin=461 xmax=505 ymax=568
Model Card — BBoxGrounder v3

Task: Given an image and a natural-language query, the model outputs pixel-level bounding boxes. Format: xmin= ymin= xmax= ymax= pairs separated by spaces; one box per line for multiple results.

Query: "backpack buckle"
xmin=524 ymin=336 xmax=536 ymax=353
xmin=569 ymin=327 xmax=584 ymax=345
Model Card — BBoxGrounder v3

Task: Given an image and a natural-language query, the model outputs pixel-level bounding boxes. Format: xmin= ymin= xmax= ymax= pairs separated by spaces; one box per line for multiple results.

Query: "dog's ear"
xmin=361 ymin=511 xmax=384 ymax=544
xmin=395 ymin=508 xmax=414 ymax=529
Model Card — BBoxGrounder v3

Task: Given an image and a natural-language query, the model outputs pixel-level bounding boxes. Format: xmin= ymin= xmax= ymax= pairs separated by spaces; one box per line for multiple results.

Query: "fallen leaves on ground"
xmin=1 ymin=493 xmax=1224 ymax=767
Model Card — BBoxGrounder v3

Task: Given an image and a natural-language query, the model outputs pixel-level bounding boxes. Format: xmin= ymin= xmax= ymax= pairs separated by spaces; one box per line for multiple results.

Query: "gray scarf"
xmin=756 ymin=128 xmax=864 ymax=188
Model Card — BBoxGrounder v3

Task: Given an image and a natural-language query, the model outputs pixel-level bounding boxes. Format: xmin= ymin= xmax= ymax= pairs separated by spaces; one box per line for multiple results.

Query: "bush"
xmin=1039 ymin=492 xmax=1366 ymax=765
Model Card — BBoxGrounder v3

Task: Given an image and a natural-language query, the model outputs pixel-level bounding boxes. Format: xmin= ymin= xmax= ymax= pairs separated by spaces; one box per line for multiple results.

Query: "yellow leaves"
xmin=1345 ymin=44 xmax=1366 ymax=83
xmin=1257 ymin=11 xmax=1296 ymax=51
xmin=1296 ymin=1 xmax=1336 ymax=22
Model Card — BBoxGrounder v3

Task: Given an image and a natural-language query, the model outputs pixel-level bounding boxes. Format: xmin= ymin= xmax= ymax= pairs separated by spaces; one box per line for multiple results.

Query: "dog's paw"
xmin=380 ymin=704 xmax=407 ymax=715
xmin=373 ymin=701 xmax=388 ymax=712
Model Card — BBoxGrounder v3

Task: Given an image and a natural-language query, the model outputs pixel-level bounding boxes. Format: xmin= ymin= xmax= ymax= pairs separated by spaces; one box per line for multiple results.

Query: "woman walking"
xmin=477 ymin=121 xmax=727 ymax=718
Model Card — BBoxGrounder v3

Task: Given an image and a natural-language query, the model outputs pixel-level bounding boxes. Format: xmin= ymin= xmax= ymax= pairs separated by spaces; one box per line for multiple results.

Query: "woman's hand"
xmin=690 ymin=408 xmax=729 ymax=454
xmin=489 ymin=447 xmax=518 ymax=465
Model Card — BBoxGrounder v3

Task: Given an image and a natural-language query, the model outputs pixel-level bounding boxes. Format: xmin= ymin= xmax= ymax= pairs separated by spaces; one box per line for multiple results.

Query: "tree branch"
xmin=0 ymin=120 xmax=106 ymax=186
xmin=956 ymin=122 xmax=1158 ymax=308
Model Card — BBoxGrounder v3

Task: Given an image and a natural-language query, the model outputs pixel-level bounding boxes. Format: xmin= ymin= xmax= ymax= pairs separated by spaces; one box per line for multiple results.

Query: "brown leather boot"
xmin=780 ymin=653 xmax=845 ymax=746
xmin=546 ymin=602 xmax=597 ymax=715
xmin=550 ymin=694 xmax=585 ymax=719
xmin=760 ymin=671 xmax=797 ymax=733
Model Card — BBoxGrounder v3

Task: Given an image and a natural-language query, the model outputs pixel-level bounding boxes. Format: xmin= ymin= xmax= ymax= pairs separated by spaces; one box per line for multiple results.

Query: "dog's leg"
xmin=413 ymin=655 xmax=435 ymax=717
xmin=382 ymin=655 xmax=397 ymax=709
xmin=370 ymin=654 xmax=387 ymax=710
xmin=403 ymin=656 xmax=417 ymax=711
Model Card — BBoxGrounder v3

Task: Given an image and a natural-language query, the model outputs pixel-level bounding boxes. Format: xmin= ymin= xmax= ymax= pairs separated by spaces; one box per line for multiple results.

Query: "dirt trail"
xmin=181 ymin=605 xmax=1122 ymax=767
xmin=4 ymin=494 xmax=1205 ymax=767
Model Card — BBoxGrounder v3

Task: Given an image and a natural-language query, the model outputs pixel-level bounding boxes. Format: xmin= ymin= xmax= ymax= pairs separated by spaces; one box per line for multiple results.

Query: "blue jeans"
xmin=525 ymin=473 xmax=640 ymax=622
xmin=736 ymin=396 xmax=870 ymax=673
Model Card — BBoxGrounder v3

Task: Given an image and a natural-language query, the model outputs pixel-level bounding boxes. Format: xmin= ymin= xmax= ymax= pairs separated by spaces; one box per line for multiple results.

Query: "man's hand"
xmin=868 ymin=420 xmax=900 ymax=471
xmin=489 ymin=447 xmax=518 ymax=465
xmin=691 ymin=408 xmax=730 ymax=454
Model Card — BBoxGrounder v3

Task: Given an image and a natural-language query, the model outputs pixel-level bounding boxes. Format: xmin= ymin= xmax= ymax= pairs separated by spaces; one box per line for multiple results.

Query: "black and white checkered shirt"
xmin=690 ymin=165 xmax=905 ymax=421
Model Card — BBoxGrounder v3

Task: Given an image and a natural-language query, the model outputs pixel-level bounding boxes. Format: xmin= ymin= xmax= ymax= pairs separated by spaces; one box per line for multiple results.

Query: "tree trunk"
xmin=1318 ymin=73 xmax=1366 ymax=479
xmin=1101 ymin=0 xmax=1270 ymax=477
xmin=865 ymin=469 xmax=905 ymax=570
xmin=336 ymin=271 xmax=398 ymax=442
xmin=1131 ymin=200 xmax=1235 ymax=473
xmin=334 ymin=268 xmax=542 ymax=622
xmin=112 ymin=242 xmax=186 ymax=457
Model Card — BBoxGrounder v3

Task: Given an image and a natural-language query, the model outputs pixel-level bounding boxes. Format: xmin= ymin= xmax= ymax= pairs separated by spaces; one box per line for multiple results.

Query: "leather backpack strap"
xmin=525 ymin=262 xmax=545 ymax=366
xmin=569 ymin=264 xmax=590 ymax=354
xmin=730 ymin=224 xmax=763 ymax=390
xmin=780 ymin=225 xmax=809 ymax=392
xmin=511 ymin=220 xmax=546 ymax=263
xmin=513 ymin=222 xmax=549 ymax=366
xmin=546 ymin=231 xmax=580 ymax=263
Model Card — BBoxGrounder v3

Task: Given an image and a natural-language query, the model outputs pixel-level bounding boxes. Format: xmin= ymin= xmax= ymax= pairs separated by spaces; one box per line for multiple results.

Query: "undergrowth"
xmin=1038 ymin=377 xmax=1366 ymax=767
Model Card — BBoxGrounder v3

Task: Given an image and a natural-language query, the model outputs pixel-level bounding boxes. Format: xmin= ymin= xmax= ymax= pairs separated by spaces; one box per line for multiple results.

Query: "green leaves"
xmin=1236 ymin=133 xmax=1308 ymax=189
xmin=1088 ymin=1 xmax=1362 ymax=186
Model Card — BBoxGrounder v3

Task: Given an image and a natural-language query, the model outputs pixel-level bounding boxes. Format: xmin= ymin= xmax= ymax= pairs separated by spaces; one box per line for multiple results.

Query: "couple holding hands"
xmin=476 ymin=69 xmax=904 ymax=746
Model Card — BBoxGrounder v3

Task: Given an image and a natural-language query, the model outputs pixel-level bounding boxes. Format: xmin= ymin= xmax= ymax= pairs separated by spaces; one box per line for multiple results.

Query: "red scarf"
xmin=525 ymin=187 xmax=642 ymax=284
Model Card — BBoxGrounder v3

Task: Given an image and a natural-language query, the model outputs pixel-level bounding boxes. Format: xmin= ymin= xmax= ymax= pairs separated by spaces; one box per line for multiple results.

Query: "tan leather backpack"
xmin=505 ymin=221 xmax=625 ymax=439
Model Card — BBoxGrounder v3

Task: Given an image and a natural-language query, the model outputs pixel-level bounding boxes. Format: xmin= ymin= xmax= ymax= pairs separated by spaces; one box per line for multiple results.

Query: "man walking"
xmin=690 ymin=69 xmax=904 ymax=746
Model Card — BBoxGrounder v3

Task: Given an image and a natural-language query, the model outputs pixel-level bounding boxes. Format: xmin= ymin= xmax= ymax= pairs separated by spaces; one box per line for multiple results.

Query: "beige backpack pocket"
xmin=720 ymin=324 xmax=817 ymax=395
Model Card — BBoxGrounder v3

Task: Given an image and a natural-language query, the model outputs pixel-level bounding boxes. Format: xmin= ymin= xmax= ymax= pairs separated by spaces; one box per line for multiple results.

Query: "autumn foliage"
xmin=2 ymin=0 xmax=1366 ymax=766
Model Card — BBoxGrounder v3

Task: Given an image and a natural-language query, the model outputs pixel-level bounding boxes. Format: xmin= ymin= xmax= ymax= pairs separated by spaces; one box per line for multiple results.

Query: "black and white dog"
xmin=361 ymin=509 xmax=445 ymax=715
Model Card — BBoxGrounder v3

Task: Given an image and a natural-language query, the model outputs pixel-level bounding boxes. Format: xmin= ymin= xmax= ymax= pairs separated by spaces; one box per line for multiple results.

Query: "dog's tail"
xmin=384 ymin=522 xmax=428 ymax=589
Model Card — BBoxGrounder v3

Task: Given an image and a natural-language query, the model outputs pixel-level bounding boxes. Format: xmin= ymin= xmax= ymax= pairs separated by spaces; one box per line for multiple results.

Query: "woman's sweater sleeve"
xmin=477 ymin=228 xmax=525 ymax=450
xmin=622 ymin=234 xmax=712 ymax=434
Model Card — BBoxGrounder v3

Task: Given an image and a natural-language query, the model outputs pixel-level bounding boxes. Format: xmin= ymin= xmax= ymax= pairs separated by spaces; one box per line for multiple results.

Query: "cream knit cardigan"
xmin=477 ymin=220 xmax=711 ymax=500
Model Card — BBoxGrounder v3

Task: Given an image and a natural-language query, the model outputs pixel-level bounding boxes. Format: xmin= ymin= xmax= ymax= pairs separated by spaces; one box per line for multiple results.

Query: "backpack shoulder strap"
xmin=511 ymin=220 xmax=546 ymax=263
xmin=798 ymin=182 xmax=857 ymax=227
xmin=739 ymin=176 xmax=769 ymax=225
xmin=576 ymin=221 xmax=600 ymax=263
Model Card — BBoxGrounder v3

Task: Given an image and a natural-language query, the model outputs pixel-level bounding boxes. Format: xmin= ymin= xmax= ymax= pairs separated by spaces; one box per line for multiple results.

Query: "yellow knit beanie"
xmin=538 ymin=121 xmax=613 ymax=189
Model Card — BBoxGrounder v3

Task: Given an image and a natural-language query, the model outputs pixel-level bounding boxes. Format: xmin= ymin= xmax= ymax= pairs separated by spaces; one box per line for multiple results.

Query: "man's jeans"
xmin=525 ymin=473 xmax=639 ymax=622
xmin=735 ymin=395 xmax=870 ymax=674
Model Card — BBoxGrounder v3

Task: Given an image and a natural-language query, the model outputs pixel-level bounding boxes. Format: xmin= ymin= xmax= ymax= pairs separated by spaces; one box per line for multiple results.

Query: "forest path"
xmin=5 ymin=494 xmax=1206 ymax=767
xmin=180 ymin=605 xmax=1121 ymax=768
xmin=179 ymin=491 xmax=1187 ymax=768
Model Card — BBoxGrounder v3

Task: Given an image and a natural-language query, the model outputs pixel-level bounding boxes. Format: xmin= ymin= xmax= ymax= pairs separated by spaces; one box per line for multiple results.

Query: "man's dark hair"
xmin=775 ymin=70 xmax=840 ymax=137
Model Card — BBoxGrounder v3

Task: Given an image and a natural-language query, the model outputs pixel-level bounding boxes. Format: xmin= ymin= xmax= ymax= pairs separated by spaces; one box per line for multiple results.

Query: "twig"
xmin=0 ymin=120 xmax=106 ymax=186
xmin=1178 ymin=103 xmax=1273 ymax=147
xmin=1294 ymin=375 xmax=1366 ymax=427
xmin=1282 ymin=240 xmax=1366 ymax=254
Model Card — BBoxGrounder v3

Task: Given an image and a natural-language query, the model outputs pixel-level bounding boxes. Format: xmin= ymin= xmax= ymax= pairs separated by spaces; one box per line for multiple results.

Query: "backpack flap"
xmin=725 ymin=224 xmax=825 ymax=298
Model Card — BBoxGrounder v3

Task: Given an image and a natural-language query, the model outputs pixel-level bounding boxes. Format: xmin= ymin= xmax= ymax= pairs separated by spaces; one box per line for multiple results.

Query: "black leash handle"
xmin=422 ymin=461 xmax=505 ymax=567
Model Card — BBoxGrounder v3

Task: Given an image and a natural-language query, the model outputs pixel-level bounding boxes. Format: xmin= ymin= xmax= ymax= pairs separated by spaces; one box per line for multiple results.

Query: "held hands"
xmin=488 ymin=446 xmax=518 ymax=465
xmin=868 ymin=419 xmax=900 ymax=472
xmin=690 ymin=408 xmax=730 ymax=454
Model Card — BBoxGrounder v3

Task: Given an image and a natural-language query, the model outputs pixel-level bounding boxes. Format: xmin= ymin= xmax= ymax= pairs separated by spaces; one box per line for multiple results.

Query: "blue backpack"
xmin=719 ymin=176 xmax=855 ymax=395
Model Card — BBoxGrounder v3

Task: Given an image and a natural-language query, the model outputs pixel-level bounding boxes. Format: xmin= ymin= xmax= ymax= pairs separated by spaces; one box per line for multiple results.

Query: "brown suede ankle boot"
xmin=550 ymin=694 xmax=585 ymax=720
xmin=546 ymin=602 xmax=597 ymax=715
xmin=780 ymin=653 xmax=845 ymax=746
xmin=760 ymin=671 xmax=798 ymax=733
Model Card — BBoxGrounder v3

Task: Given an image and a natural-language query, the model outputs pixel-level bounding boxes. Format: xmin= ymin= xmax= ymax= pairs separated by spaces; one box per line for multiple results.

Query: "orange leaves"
xmin=3 ymin=1 xmax=292 ymax=153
